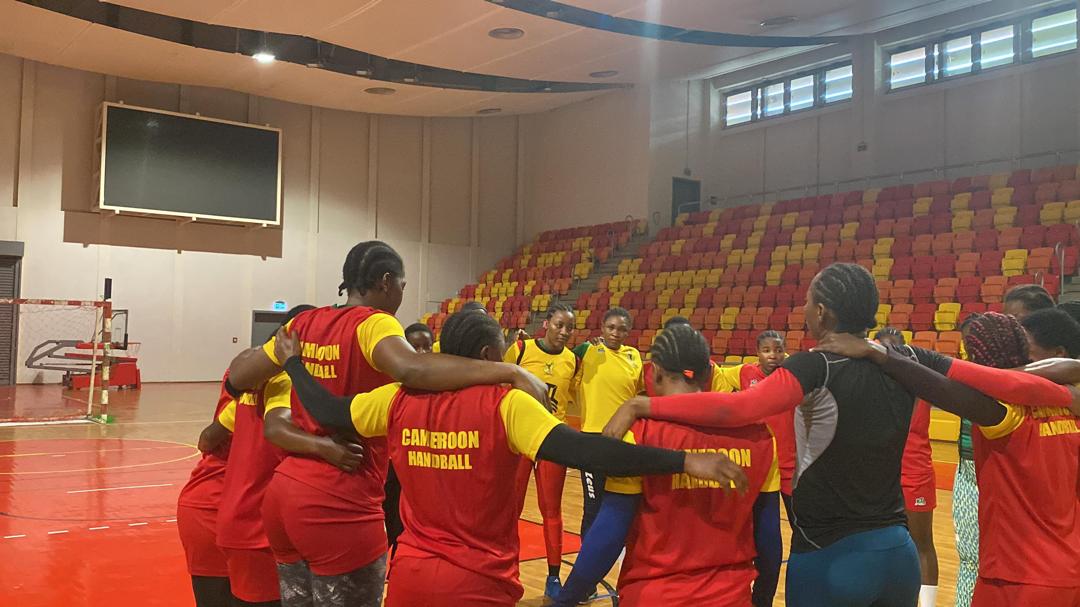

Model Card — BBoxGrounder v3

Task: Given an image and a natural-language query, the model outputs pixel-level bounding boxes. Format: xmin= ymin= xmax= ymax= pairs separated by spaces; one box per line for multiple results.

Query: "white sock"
xmin=919 ymin=585 xmax=938 ymax=607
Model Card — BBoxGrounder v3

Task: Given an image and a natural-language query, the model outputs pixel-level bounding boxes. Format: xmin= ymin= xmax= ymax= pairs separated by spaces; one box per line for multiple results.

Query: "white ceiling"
xmin=0 ymin=0 xmax=986 ymax=116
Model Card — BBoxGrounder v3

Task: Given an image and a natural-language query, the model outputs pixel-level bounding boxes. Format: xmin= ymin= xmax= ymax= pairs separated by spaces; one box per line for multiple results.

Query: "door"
xmin=0 ymin=256 xmax=19 ymax=385
xmin=672 ymin=177 xmax=701 ymax=225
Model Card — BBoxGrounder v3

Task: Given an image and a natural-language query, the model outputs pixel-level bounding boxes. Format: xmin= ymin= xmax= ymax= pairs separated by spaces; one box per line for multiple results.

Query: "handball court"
xmin=0 ymin=383 xmax=962 ymax=606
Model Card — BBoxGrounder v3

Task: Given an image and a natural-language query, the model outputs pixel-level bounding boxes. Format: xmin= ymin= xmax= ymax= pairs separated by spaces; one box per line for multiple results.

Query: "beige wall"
xmin=0 ymin=53 xmax=522 ymax=382
xmin=520 ymin=88 xmax=651 ymax=239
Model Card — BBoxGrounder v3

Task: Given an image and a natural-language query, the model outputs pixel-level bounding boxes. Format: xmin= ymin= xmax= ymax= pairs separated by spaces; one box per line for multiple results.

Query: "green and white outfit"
xmin=952 ymin=418 xmax=979 ymax=607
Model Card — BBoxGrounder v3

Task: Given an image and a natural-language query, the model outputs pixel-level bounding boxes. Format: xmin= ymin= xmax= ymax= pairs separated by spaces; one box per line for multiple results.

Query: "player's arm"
xmin=259 ymin=372 xmax=365 ymax=473
xmin=227 ymin=346 xmax=281 ymax=391
xmin=279 ymin=354 xmax=396 ymax=438
xmin=197 ymin=400 xmax=235 ymax=453
xmin=601 ymin=366 xmax=808 ymax=439
xmin=1019 ymin=358 xmax=1080 ymax=416
xmin=502 ymin=391 xmax=748 ymax=487
xmin=555 ymin=492 xmax=638 ymax=607
xmin=812 ymin=334 xmax=1073 ymax=422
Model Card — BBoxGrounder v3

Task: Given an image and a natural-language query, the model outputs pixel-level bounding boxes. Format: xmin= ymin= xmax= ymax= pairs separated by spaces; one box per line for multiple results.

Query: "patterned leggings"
xmin=952 ymin=459 xmax=979 ymax=607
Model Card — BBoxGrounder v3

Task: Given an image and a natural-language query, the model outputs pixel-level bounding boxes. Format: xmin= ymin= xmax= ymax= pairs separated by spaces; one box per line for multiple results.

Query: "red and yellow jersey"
xmin=178 ymin=374 xmax=236 ymax=510
xmin=641 ymin=361 xmax=728 ymax=397
xmin=574 ymin=343 xmax=644 ymax=433
xmin=262 ymin=305 xmax=403 ymax=511
xmin=974 ymin=402 xmax=1080 ymax=587
xmin=606 ymin=418 xmax=778 ymax=602
xmin=343 ymin=382 xmax=562 ymax=599
xmin=504 ymin=339 xmax=577 ymax=420
xmin=216 ymin=372 xmax=291 ymax=550
xmin=714 ymin=363 xmax=796 ymax=494
xmin=901 ymin=400 xmax=934 ymax=489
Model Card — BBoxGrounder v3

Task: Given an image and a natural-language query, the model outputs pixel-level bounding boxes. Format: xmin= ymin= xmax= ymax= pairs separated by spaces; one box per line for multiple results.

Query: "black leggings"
xmin=383 ymin=463 xmax=404 ymax=552
xmin=191 ymin=576 xmax=231 ymax=607
xmin=579 ymin=468 xmax=607 ymax=539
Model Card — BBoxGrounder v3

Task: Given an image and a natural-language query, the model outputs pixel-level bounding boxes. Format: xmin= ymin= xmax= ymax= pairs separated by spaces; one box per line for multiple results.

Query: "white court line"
xmin=67 ymin=483 xmax=173 ymax=494
xmin=47 ymin=530 xmax=69 ymax=535
xmin=164 ymin=518 xmax=177 ymax=523
xmin=128 ymin=522 xmax=148 ymax=527
xmin=3 ymin=534 xmax=26 ymax=539
xmin=88 ymin=526 xmax=109 ymax=531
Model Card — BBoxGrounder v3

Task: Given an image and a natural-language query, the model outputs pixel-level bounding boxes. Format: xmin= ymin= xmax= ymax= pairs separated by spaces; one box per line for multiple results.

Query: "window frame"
xmin=721 ymin=59 xmax=853 ymax=129
xmin=884 ymin=4 xmax=1075 ymax=93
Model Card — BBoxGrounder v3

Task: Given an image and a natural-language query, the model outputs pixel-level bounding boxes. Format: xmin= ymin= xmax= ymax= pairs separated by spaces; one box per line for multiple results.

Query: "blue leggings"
xmin=786 ymin=526 xmax=920 ymax=607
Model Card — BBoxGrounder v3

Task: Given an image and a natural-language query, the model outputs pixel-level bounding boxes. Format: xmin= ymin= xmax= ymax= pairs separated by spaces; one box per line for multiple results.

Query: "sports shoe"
xmin=545 ymin=575 xmax=562 ymax=600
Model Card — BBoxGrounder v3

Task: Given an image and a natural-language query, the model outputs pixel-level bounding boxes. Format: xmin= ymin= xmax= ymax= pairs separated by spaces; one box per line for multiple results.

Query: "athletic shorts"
xmin=222 ymin=547 xmax=280 ymax=603
xmin=618 ymin=563 xmax=754 ymax=607
xmin=901 ymin=473 xmax=937 ymax=512
xmin=972 ymin=578 xmax=1080 ymax=607
xmin=176 ymin=504 xmax=228 ymax=577
xmin=386 ymin=554 xmax=521 ymax=607
xmin=262 ymin=472 xmax=388 ymax=576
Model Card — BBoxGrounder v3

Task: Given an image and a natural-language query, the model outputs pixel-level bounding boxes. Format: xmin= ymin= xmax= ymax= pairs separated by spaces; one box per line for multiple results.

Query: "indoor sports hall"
xmin=1 ymin=1 xmax=1078 ymax=606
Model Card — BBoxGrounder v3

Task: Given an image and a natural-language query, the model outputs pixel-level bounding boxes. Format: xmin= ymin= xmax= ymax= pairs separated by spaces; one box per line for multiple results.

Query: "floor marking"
xmin=1 ymin=446 xmax=188 ymax=458
xmin=128 ymin=522 xmax=148 ymax=527
xmin=67 ymin=483 xmax=173 ymax=494
xmin=47 ymin=530 xmax=69 ymax=535
xmin=3 ymin=534 xmax=25 ymax=539
xmin=88 ymin=526 xmax=109 ymax=531
xmin=164 ymin=518 xmax=177 ymax=523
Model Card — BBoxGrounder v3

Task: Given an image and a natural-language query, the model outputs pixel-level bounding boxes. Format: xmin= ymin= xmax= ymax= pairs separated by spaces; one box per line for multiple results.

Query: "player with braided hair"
xmin=269 ymin=310 xmax=748 ymax=607
xmin=641 ymin=316 xmax=731 ymax=395
xmin=503 ymin=303 xmax=578 ymax=598
xmin=604 ymin=263 xmax=1078 ymax=607
xmin=226 ymin=241 xmax=548 ymax=607
xmin=557 ymin=324 xmax=779 ymax=606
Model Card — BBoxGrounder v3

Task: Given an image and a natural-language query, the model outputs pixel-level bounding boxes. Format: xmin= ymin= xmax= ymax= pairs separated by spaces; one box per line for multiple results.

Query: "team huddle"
xmin=177 ymin=240 xmax=1080 ymax=607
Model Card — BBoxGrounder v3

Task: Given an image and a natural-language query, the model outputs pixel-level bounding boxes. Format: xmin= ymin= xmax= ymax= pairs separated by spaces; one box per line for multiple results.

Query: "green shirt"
xmin=958 ymin=417 xmax=974 ymax=460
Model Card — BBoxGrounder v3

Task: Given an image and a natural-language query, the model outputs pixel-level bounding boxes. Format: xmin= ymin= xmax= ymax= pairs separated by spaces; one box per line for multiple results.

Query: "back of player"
xmin=177 ymin=375 xmax=236 ymax=607
xmin=260 ymin=303 xmax=399 ymax=604
xmin=613 ymin=419 xmax=774 ymax=606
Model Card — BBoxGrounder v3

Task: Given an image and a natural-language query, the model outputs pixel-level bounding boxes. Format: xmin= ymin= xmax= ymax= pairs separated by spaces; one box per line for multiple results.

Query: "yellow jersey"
xmin=573 ymin=342 xmax=644 ymax=433
xmin=504 ymin=339 xmax=578 ymax=421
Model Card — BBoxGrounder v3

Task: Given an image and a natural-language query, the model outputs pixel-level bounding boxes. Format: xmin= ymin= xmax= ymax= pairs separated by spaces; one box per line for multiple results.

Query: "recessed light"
xmin=589 ymin=70 xmax=619 ymax=78
xmin=403 ymin=76 xmax=419 ymax=83
xmin=253 ymin=52 xmax=276 ymax=64
xmin=488 ymin=27 xmax=525 ymax=40
xmin=760 ymin=15 xmax=798 ymax=29
xmin=476 ymin=108 xmax=502 ymax=115
xmin=364 ymin=87 xmax=397 ymax=95
xmin=355 ymin=68 xmax=371 ymax=76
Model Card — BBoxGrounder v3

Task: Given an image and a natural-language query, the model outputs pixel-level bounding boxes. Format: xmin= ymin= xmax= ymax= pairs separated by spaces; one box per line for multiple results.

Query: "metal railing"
xmin=707 ymin=149 xmax=1080 ymax=210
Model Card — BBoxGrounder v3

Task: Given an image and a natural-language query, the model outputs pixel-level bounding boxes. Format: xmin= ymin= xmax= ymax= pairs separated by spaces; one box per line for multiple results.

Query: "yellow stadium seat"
xmin=791 ymin=227 xmax=810 ymax=244
xmin=863 ymin=188 xmax=880 ymax=203
xmin=727 ymin=250 xmax=743 ymax=266
xmin=657 ymin=291 xmax=672 ymax=309
xmin=702 ymin=223 xmax=717 ymax=237
xmin=678 ymin=273 xmax=694 ymax=288
xmin=724 ymin=355 xmax=742 ymax=365
xmin=1041 ymin=202 xmax=1066 ymax=225
xmin=771 ymin=246 xmax=789 ymax=264
xmin=991 ymin=188 xmax=1014 ymax=208
xmin=840 ymin=223 xmax=859 ymax=240
xmin=787 ymin=245 xmax=806 ymax=264
xmin=913 ymin=197 xmax=932 ymax=216
xmin=692 ymin=270 xmax=709 ymax=288
xmin=747 ymin=231 xmax=764 ymax=248
xmin=740 ymin=250 xmax=757 ymax=266
xmin=1064 ymin=200 xmax=1080 ymax=224
xmin=781 ymin=212 xmax=798 ymax=229
xmin=804 ymin=243 xmax=822 ymax=262
xmin=951 ymin=210 xmax=974 ymax=232
xmin=1001 ymin=249 xmax=1028 ymax=276
xmin=950 ymin=193 xmax=971 ymax=211
xmin=706 ymin=269 xmax=722 ymax=288
xmin=754 ymin=216 xmax=769 ymax=231
xmin=671 ymin=239 xmax=686 ymax=255
xmin=993 ymin=207 xmax=1017 ymax=229
xmin=873 ymin=237 xmax=895 ymax=258
xmin=766 ymin=268 xmax=783 ymax=286
xmin=935 ymin=303 xmax=961 ymax=331
xmin=988 ymin=172 xmax=1009 ymax=190
xmin=720 ymin=307 xmax=740 ymax=330
xmin=675 ymin=213 xmax=689 ymax=226
xmin=872 ymin=259 xmax=894 ymax=281
xmin=743 ymin=356 xmax=759 ymax=365
xmin=875 ymin=304 xmax=893 ymax=328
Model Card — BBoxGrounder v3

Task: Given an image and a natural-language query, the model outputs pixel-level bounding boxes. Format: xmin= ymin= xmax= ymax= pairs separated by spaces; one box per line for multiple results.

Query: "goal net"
xmin=0 ymin=299 xmax=112 ymax=425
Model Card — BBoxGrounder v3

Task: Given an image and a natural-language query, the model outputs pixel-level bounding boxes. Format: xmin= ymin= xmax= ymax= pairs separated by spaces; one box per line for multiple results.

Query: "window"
xmin=823 ymin=65 xmax=853 ymax=102
xmin=885 ymin=5 xmax=1076 ymax=93
xmin=980 ymin=26 xmax=1015 ymax=68
xmin=721 ymin=61 xmax=852 ymax=128
xmin=725 ymin=91 xmax=753 ymax=126
xmin=941 ymin=36 xmax=973 ymax=76
xmin=1031 ymin=9 xmax=1077 ymax=58
xmin=789 ymin=75 xmax=815 ymax=111
xmin=889 ymin=47 xmax=927 ymax=89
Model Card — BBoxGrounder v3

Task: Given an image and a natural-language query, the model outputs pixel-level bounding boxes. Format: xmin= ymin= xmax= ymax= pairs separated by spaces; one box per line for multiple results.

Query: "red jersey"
xmin=388 ymin=384 xmax=528 ymax=601
xmin=216 ymin=374 xmax=290 ymax=550
xmin=274 ymin=306 xmax=394 ymax=512
xmin=974 ymin=403 xmax=1080 ymax=587
xmin=901 ymin=400 xmax=934 ymax=488
xmin=717 ymin=363 xmax=796 ymax=495
xmin=178 ymin=375 xmax=234 ymax=509
xmin=610 ymin=418 xmax=777 ymax=604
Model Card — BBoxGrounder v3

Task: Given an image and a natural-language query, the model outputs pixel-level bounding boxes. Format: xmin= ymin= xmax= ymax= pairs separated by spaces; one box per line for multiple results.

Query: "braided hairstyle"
xmin=1021 ymin=308 xmax=1080 ymax=359
xmin=756 ymin=330 xmax=783 ymax=346
xmin=663 ymin=316 xmax=691 ymax=329
xmin=811 ymin=263 xmax=879 ymax=334
xmin=546 ymin=303 xmax=574 ymax=319
xmin=438 ymin=310 xmax=504 ymax=360
xmin=1057 ymin=301 xmax=1080 ymax=325
xmin=1003 ymin=284 xmax=1054 ymax=316
xmin=460 ymin=301 xmax=488 ymax=314
xmin=650 ymin=324 xmax=711 ymax=386
xmin=339 ymin=241 xmax=404 ymax=296
xmin=604 ymin=307 xmax=633 ymax=325
xmin=963 ymin=312 xmax=1030 ymax=369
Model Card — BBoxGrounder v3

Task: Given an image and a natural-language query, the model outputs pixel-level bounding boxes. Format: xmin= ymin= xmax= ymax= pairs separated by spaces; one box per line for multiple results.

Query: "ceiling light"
xmin=253 ymin=52 xmax=276 ymax=64
xmin=489 ymin=27 xmax=525 ymax=40
xmin=760 ymin=15 xmax=798 ymax=29
xmin=403 ymin=76 xmax=419 ymax=83
xmin=365 ymin=87 xmax=397 ymax=95
xmin=476 ymin=108 xmax=502 ymax=115
xmin=589 ymin=70 xmax=619 ymax=78
xmin=355 ymin=68 xmax=371 ymax=76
